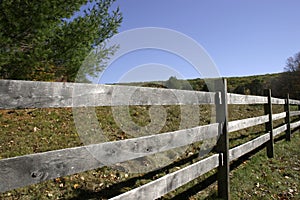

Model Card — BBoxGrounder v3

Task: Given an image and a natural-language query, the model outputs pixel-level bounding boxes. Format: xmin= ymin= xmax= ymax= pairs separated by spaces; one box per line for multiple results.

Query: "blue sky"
xmin=78 ymin=0 xmax=300 ymax=83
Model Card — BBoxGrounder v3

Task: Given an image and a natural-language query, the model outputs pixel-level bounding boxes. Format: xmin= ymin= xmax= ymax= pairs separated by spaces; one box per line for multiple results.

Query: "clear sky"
xmin=77 ymin=1 xmax=300 ymax=83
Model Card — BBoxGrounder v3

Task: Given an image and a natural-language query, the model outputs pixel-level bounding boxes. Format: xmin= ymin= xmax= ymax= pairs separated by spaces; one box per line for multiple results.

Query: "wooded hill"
xmin=123 ymin=72 xmax=284 ymax=97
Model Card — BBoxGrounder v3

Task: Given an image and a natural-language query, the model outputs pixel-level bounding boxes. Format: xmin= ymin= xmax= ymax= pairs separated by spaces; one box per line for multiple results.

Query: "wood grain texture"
xmin=229 ymin=133 xmax=269 ymax=161
xmin=227 ymin=93 xmax=268 ymax=105
xmin=228 ymin=115 xmax=269 ymax=133
xmin=109 ymin=154 xmax=219 ymax=200
xmin=289 ymin=99 xmax=300 ymax=105
xmin=0 ymin=146 xmax=102 ymax=193
xmin=1 ymin=79 xmax=299 ymax=197
xmin=214 ymin=79 xmax=230 ymax=199
xmin=284 ymin=94 xmax=291 ymax=141
xmin=264 ymin=89 xmax=274 ymax=158
xmin=271 ymin=97 xmax=286 ymax=105
xmin=272 ymin=112 xmax=287 ymax=121
xmin=273 ymin=124 xmax=287 ymax=137
xmin=0 ymin=80 xmax=216 ymax=109
xmin=290 ymin=121 xmax=300 ymax=130
xmin=0 ymin=123 xmax=219 ymax=193
xmin=2 ymin=80 xmax=295 ymax=109
xmin=290 ymin=111 xmax=300 ymax=117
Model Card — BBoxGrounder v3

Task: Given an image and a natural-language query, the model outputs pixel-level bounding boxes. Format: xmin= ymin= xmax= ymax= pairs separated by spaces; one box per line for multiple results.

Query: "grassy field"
xmin=184 ymin=129 xmax=300 ymax=200
xmin=1 ymin=102 xmax=299 ymax=199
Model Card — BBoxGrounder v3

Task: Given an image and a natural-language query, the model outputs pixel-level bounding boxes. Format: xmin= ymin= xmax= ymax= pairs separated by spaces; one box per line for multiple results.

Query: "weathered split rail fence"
xmin=0 ymin=79 xmax=300 ymax=199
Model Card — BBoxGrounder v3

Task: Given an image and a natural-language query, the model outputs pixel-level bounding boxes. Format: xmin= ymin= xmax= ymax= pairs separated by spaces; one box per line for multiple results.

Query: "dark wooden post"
xmin=299 ymin=104 xmax=300 ymax=121
xmin=298 ymin=103 xmax=300 ymax=133
xmin=264 ymin=89 xmax=274 ymax=158
xmin=298 ymin=96 xmax=300 ymax=121
xmin=284 ymin=94 xmax=291 ymax=141
xmin=215 ymin=78 xmax=230 ymax=200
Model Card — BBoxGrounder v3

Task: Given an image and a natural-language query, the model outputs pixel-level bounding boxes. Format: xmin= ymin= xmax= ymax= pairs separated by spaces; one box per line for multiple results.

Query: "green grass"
xmin=0 ymin=102 xmax=299 ymax=199
xmin=232 ymin=131 xmax=300 ymax=200
xmin=184 ymin=130 xmax=300 ymax=200
xmin=230 ymin=135 xmax=300 ymax=200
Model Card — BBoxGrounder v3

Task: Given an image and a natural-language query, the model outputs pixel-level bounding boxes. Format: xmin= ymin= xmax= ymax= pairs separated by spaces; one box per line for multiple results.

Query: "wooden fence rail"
xmin=1 ymin=79 xmax=300 ymax=199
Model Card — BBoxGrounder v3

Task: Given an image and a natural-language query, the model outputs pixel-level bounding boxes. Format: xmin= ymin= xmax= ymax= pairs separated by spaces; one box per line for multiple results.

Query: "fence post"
xmin=284 ymin=94 xmax=291 ymax=141
xmin=264 ymin=89 xmax=274 ymax=158
xmin=215 ymin=78 xmax=230 ymax=200
xmin=298 ymin=97 xmax=300 ymax=122
xmin=298 ymin=103 xmax=300 ymax=133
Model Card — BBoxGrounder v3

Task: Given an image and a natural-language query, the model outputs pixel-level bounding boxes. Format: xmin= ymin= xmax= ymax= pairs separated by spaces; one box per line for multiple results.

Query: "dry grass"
xmin=0 ymin=103 xmax=299 ymax=199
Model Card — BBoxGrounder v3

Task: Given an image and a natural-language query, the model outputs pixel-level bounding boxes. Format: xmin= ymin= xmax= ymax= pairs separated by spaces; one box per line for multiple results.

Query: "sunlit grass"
xmin=0 ymin=103 xmax=299 ymax=199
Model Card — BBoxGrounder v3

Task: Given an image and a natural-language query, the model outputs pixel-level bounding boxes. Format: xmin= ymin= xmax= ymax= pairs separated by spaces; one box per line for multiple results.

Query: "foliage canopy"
xmin=272 ymin=52 xmax=300 ymax=99
xmin=0 ymin=0 xmax=122 ymax=81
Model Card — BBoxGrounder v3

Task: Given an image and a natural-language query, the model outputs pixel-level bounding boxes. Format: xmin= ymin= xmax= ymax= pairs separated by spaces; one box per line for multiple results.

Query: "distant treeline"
xmin=133 ymin=72 xmax=299 ymax=100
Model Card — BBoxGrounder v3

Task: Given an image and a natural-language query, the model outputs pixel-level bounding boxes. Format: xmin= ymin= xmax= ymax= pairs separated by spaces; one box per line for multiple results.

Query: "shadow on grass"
xmin=168 ymin=143 xmax=268 ymax=200
xmin=69 ymin=152 xmax=200 ymax=200
xmin=201 ymin=130 xmax=300 ymax=200
xmin=69 ymin=143 xmax=267 ymax=200
xmin=69 ymin=129 xmax=300 ymax=200
xmin=168 ymin=173 xmax=217 ymax=200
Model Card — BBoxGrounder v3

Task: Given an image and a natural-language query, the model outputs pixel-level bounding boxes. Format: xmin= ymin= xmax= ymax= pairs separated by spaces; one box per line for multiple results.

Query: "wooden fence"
xmin=0 ymin=79 xmax=300 ymax=199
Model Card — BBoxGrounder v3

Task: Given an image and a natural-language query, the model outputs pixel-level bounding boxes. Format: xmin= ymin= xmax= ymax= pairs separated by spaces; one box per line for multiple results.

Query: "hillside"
xmin=1 ymin=73 xmax=299 ymax=200
xmin=122 ymin=72 xmax=282 ymax=96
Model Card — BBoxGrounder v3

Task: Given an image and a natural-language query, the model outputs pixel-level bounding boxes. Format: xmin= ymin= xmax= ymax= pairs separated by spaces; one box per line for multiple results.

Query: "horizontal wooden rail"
xmin=227 ymin=93 xmax=268 ymax=104
xmin=0 ymin=123 xmax=219 ymax=193
xmin=227 ymin=94 xmax=300 ymax=105
xmin=289 ymin=99 xmax=300 ymax=105
xmin=229 ymin=122 xmax=290 ymax=162
xmin=229 ymin=133 xmax=270 ymax=161
xmin=272 ymin=112 xmax=287 ymax=121
xmin=1 ymin=79 xmax=300 ymax=198
xmin=109 ymin=154 xmax=219 ymax=200
xmin=228 ymin=115 xmax=269 ymax=133
xmin=290 ymin=121 xmax=300 ymax=130
xmin=227 ymin=112 xmax=287 ymax=134
xmin=0 ymin=80 xmax=216 ymax=109
xmin=271 ymin=97 xmax=286 ymax=105
xmin=290 ymin=111 xmax=300 ymax=117
xmin=1 ymin=80 xmax=300 ymax=108
xmin=273 ymin=124 xmax=287 ymax=137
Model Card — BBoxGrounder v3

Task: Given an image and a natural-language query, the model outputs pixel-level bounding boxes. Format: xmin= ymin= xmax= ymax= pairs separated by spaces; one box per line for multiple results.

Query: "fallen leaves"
xmin=73 ymin=184 xmax=80 ymax=189
xmin=33 ymin=127 xmax=39 ymax=132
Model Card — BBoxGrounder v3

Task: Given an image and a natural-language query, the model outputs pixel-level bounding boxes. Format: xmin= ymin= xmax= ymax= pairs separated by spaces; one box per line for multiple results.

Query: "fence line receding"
xmin=0 ymin=79 xmax=300 ymax=200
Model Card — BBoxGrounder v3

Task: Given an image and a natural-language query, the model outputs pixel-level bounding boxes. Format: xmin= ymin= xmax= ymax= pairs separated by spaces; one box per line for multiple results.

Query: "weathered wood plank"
xmin=0 ymin=146 xmax=102 ymax=193
xmin=290 ymin=121 xmax=300 ymax=130
xmin=284 ymin=94 xmax=291 ymax=141
xmin=271 ymin=97 xmax=285 ymax=105
xmin=227 ymin=93 xmax=268 ymax=105
xmin=227 ymin=93 xmax=289 ymax=105
xmin=214 ymin=79 xmax=230 ymax=199
xmin=87 ymin=123 xmax=219 ymax=166
xmin=0 ymin=80 xmax=216 ymax=109
xmin=109 ymin=154 xmax=219 ymax=200
xmin=229 ymin=133 xmax=269 ymax=161
xmin=272 ymin=112 xmax=287 ymax=121
xmin=264 ymin=89 xmax=274 ymax=158
xmin=289 ymin=99 xmax=300 ymax=105
xmin=290 ymin=111 xmax=300 ymax=117
xmin=228 ymin=115 xmax=269 ymax=133
xmin=299 ymin=105 xmax=300 ymax=125
xmin=273 ymin=124 xmax=287 ymax=137
xmin=0 ymin=123 xmax=219 ymax=193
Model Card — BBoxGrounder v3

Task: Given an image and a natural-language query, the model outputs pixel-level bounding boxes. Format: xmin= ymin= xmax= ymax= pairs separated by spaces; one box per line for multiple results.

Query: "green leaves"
xmin=271 ymin=52 xmax=300 ymax=99
xmin=0 ymin=0 xmax=122 ymax=81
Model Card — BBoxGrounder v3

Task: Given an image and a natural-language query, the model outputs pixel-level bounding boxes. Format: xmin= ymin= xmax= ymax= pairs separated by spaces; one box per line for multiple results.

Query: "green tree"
xmin=166 ymin=76 xmax=181 ymax=89
xmin=0 ymin=0 xmax=122 ymax=81
xmin=248 ymin=79 xmax=265 ymax=96
xmin=272 ymin=52 xmax=300 ymax=99
xmin=165 ymin=76 xmax=192 ymax=90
